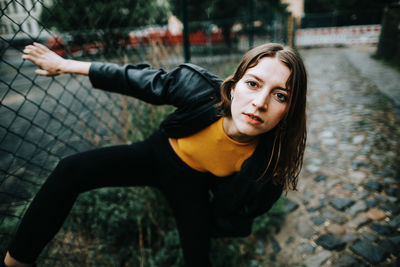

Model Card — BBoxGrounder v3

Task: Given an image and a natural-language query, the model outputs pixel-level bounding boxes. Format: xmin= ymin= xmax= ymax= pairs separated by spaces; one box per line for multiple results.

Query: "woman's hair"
xmin=216 ymin=43 xmax=307 ymax=192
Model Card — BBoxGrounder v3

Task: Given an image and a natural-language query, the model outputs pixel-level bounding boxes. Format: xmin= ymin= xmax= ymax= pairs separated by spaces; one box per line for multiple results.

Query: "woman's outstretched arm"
xmin=22 ymin=42 xmax=91 ymax=76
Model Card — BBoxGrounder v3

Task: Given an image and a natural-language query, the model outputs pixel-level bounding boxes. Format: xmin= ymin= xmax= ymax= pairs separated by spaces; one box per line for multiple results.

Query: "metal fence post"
xmin=180 ymin=0 xmax=191 ymax=62
xmin=248 ymin=0 xmax=254 ymax=49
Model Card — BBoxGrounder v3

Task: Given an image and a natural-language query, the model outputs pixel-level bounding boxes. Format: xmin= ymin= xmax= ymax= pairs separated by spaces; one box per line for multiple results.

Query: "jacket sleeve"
xmin=88 ymin=62 xmax=210 ymax=108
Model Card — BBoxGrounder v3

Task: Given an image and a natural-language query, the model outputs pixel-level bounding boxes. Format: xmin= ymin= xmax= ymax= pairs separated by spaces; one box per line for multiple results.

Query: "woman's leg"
xmin=6 ymin=137 xmax=158 ymax=264
xmin=153 ymin=133 xmax=212 ymax=267
xmin=162 ymin=174 xmax=212 ymax=267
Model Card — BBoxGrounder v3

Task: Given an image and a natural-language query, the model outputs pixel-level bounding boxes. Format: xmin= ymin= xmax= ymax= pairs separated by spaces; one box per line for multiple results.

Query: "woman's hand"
xmin=21 ymin=42 xmax=91 ymax=76
xmin=22 ymin=42 xmax=67 ymax=76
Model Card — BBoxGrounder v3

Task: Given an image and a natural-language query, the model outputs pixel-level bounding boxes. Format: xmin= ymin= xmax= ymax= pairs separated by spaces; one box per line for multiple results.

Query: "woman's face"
xmin=224 ymin=56 xmax=291 ymax=142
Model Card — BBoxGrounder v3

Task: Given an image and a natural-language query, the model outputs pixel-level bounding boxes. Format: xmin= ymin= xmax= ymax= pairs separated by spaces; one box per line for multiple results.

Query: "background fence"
xmin=0 ymin=0 xmax=291 ymax=265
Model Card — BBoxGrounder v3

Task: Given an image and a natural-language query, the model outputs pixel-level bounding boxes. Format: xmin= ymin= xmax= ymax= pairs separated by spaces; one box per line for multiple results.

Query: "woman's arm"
xmin=22 ymin=42 xmax=91 ymax=76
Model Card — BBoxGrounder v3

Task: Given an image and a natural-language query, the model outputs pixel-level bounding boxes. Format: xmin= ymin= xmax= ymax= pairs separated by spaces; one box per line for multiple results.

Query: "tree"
xmin=302 ymin=0 xmax=398 ymax=27
xmin=40 ymin=0 xmax=170 ymax=47
xmin=41 ymin=0 xmax=170 ymax=31
xmin=169 ymin=0 xmax=288 ymax=48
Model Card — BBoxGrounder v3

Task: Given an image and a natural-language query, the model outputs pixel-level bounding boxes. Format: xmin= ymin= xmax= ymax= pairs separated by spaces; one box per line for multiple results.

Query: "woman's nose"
xmin=252 ymin=90 xmax=269 ymax=111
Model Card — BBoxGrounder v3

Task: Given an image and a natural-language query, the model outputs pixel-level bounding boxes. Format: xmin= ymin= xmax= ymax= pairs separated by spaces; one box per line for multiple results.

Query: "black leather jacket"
xmin=89 ymin=62 xmax=283 ymax=237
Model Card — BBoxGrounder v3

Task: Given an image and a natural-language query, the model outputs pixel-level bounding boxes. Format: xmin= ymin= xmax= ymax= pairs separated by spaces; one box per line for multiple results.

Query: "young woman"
xmin=4 ymin=42 xmax=307 ymax=267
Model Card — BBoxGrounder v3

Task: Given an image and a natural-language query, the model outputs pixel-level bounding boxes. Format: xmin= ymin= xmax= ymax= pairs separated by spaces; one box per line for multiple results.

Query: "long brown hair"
xmin=216 ymin=43 xmax=307 ymax=192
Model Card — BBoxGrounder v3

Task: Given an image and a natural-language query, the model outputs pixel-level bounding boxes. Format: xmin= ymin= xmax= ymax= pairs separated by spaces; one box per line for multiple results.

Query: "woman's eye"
xmin=275 ymin=93 xmax=288 ymax=102
xmin=246 ymin=81 xmax=258 ymax=88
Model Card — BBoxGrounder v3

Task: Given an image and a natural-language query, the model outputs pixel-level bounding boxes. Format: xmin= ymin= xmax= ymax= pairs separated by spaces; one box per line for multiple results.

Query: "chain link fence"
xmin=1 ymin=0 xmax=292 ymax=265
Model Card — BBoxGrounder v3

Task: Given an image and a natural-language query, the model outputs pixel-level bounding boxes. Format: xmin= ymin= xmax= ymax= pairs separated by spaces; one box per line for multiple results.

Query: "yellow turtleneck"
xmin=169 ymin=117 xmax=258 ymax=177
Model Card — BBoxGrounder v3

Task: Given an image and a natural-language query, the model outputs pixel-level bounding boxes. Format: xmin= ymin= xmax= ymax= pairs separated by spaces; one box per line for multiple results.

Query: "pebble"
xmin=386 ymin=187 xmax=400 ymax=198
xmin=348 ymin=214 xmax=369 ymax=229
xmin=297 ymin=221 xmax=317 ymax=239
xmin=347 ymin=171 xmax=367 ymax=184
xmin=307 ymin=205 xmax=324 ymax=213
xmin=285 ymin=236 xmax=294 ymax=244
xmin=383 ymin=177 xmax=396 ymax=185
xmin=365 ymin=198 xmax=380 ymax=208
xmin=361 ymin=233 xmax=379 ymax=242
xmin=319 ymin=130 xmax=334 ymax=138
xmin=269 ymin=236 xmax=281 ymax=253
xmin=269 ymin=253 xmax=276 ymax=262
xmin=379 ymin=239 xmax=397 ymax=255
xmin=355 ymin=190 xmax=369 ymax=200
xmin=381 ymin=166 xmax=397 ymax=177
xmin=330 ymin=197 xmax=355 ymax=211
xmin=380 ymin=203 xmax=400 ymax=214
xmin=303 ymin=250 xmax=332 ymax=267
xmin=342 ymin=234 xmax=359 ymax=243
xmin=352 ymin=135 xmax=365 ymax=144
xmin=304 ymin=192 xmax=315 ymax=198
xmin=388 ymin=236 xmax=400 ymax=247
xmin=301 ymin=197 xmax=310 ymax=206
xmin=319 ymin=195 xmax=331 ymax=203
xmin=370 ymin=224 xmax=392 ymax=235
xmin=248 ymin=259 xmax=259 ymax=267
xmin=307 ymin=165 xmax=320 ymax=173
xmin=254 ymin=240 xmax=265 ymax=256
xmin=311 ymin=216 xmax=325 ymax=226
xmin=349 ymin=201 xmax=368 ymax=216
xmin=322 ymin=209 xmax=348 ymax=224
xmin=314 ymin=174 xmax=327 ymax=182
xmin=316 ymin=234 xmax=346 ymax=251
xmin=388 ymin=214 xmax=400 ymax=228
xmin=326 ymin=179 xmax=341 ymax=189
xmin=322 ymin=138 xmax=337 ymax=146
xmin=284 ymin=199 xmax=299 ymax=213
xmin=351 ymin=160 xmax=369 ymax=169
xmin=325 ymin=224 xmax=346 ymax=235
xmin=366 ymin=208 xmax=387 ymax=221
xmin=341 ymin=184 xmax=356 ymax=192
xmin=299 ymin=242 xmax=315 ymax=254
xmin=350 ymin=240 xmax=388 ymax=264
xmin=385 ymin=195 xmax=397 ymax=203
xmin=364 ymin=181 xmax=383 ymax=192
xmin=332 ymin=254 xmax=362 ymax=267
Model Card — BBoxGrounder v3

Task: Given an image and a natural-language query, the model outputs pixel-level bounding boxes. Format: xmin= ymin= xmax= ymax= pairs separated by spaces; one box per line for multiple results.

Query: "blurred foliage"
xmin=170 ymin=0 xmax=288 ymax=47
xmin=40 ymin=0 xmax=170 ymax=47
xmin=301 ymin=9 xmax=383 ymax=28
xmin=302 ymin=0 xmax=398 ymax=28
xmin=40 ymin=0 xmax=170 ymax=32
xmin=170 ymin=0 xmax=286 ymax=21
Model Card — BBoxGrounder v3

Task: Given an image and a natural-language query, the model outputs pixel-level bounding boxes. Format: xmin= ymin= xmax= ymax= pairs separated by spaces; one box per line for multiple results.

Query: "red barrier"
xmin=48 ymin=27 xmax=228 ymax=56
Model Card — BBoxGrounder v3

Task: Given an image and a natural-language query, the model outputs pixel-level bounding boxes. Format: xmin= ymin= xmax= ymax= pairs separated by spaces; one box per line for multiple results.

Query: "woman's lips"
xmin=244 ymin=113 xmax=263 ymax=124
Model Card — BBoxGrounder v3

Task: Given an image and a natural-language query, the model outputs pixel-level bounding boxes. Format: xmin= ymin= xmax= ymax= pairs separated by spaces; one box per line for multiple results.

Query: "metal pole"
xmin=248 ymin=0 xmax=254 ymax=49
xmin=181 ymin=0 xmax=191 ymax=62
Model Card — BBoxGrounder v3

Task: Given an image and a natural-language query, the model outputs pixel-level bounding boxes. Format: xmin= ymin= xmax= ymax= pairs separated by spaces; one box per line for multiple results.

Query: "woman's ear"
xmin=230 ymin=88 xmax=234 ymax=101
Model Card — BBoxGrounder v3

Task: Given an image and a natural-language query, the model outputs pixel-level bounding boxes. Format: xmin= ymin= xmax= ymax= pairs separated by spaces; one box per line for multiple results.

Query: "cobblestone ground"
xmin=264 ymin=47 xmax=400 ymax=266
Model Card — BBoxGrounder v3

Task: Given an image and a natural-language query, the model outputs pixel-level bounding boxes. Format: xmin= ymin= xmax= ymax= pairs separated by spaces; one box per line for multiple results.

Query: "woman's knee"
xmin=44 ymin=154 xmax=85 ymax=190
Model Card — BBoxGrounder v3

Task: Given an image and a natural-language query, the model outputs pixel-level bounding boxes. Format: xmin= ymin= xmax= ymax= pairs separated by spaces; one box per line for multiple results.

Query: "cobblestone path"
xmin=264 ymin=47 xmax=400 ymax=266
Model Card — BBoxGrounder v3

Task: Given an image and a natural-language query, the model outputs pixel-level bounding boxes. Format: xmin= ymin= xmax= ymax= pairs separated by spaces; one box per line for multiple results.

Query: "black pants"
xmin=8 ymin=131 xmax=214 ymax=266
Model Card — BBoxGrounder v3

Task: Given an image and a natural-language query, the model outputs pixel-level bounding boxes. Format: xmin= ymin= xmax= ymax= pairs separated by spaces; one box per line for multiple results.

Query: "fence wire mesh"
xmin=1 ymin=0 xmax=292 ymax=265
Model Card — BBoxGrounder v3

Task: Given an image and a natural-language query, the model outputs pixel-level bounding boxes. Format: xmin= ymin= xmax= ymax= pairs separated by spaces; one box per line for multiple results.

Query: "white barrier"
xmin=296 ymin=25 xmax=381 ymax=47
